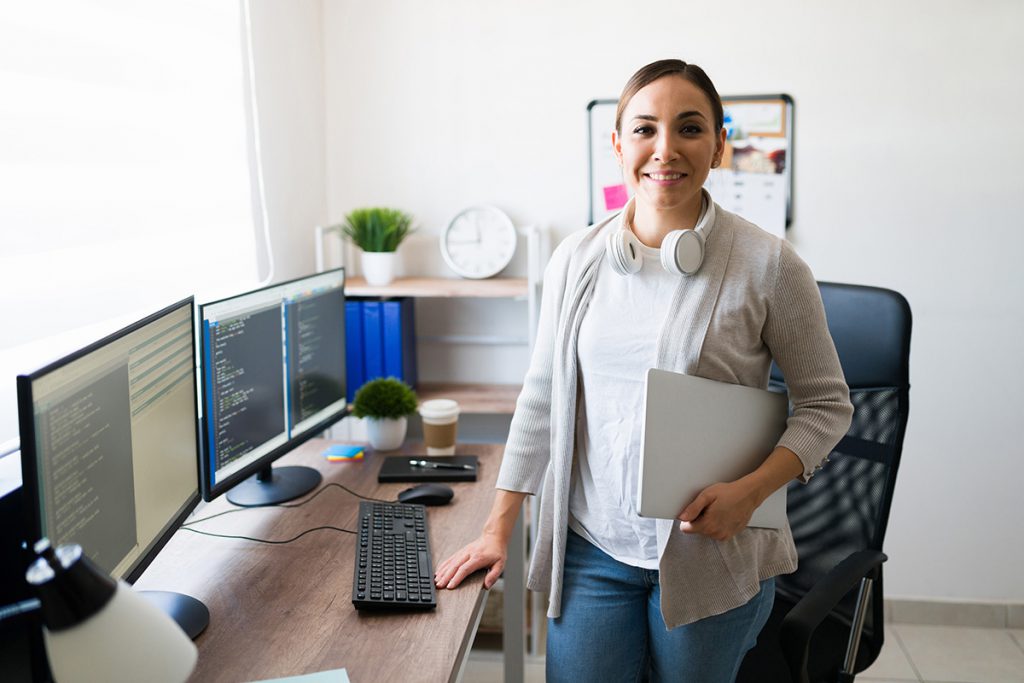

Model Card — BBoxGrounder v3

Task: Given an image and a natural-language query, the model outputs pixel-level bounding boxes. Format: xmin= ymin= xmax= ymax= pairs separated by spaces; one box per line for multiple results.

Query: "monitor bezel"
xmin=16 ymin=296 xmax=202 ymax=585
xmin=197 ymin=268 xmax=349 ymax=503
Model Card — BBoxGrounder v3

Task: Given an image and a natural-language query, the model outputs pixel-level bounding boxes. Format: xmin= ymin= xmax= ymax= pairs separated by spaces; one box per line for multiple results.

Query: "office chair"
xmin=737 ymin=282 xmax=912 ymax=683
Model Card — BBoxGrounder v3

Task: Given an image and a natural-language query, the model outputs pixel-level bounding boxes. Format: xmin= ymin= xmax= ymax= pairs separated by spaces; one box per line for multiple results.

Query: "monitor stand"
xmin=226 ymin=465 xmax=322 ymax=507
xmin=140 ymin=590 xmax=209 ymax=640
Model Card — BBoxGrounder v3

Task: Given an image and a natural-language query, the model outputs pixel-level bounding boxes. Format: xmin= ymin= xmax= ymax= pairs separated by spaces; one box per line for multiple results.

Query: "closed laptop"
xmin=637 ymin=368 xmax=789 ymax=529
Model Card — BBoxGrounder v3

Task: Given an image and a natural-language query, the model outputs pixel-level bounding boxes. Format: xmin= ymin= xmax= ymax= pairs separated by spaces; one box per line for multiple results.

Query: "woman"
xmin=434 ymin=59 xmax=853 ymax=682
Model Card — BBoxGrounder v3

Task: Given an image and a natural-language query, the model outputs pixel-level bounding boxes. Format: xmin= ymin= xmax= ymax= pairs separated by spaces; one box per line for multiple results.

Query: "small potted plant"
xmin=339 ymin=207 xmax=414 ymax=286
xmin=351 ymin=377 xmax=418 ymax=450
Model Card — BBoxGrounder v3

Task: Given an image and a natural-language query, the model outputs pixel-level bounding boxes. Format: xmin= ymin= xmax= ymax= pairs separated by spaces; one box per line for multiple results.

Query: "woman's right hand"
xmin=434 ymin=532 xmax=508 ymax=590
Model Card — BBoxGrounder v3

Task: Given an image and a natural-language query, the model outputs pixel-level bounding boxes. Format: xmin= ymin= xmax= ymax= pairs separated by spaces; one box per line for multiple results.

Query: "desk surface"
xmin=135 ymin=440 xmax=500 ymax=683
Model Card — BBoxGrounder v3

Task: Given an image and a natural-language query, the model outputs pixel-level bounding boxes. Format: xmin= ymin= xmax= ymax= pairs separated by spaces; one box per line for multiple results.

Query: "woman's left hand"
xmin=677 ymin=479 xmax=761 ymax=541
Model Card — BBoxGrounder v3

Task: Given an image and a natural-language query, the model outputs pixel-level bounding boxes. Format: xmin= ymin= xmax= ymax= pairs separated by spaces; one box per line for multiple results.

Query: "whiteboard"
xmin=587 ymin=95 xmax=794 ymax=238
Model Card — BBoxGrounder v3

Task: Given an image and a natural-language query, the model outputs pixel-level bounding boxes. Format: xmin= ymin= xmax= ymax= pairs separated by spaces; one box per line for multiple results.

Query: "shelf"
xmin=346 ymin=277 xmax=528 ymax=299
xmin=416 ymin=382 xmax=521 ymax=414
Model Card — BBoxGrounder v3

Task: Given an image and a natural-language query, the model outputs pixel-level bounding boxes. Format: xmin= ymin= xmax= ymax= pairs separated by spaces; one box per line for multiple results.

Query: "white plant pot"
xmin=365 ymin=416 xmax=407 ymax=451
xmin=361 ymin=251 xmax=397 ymax=286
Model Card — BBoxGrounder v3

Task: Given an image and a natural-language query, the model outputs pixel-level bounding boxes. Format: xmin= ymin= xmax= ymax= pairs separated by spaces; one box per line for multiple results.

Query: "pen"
xmin=409 ymin=459 xmax=474 ymax=471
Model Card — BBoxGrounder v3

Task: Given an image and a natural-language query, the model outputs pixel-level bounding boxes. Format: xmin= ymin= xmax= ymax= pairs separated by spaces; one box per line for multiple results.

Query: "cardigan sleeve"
xmin=763 ymin=242 xmax=853 ymax=482
xmin=494 ymin=243 xmax=570 ymax=494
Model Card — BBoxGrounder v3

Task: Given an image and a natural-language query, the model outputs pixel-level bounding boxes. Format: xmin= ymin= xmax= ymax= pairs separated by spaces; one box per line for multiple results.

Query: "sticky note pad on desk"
xmin=323 ymin=444 xmax=364 ymax=461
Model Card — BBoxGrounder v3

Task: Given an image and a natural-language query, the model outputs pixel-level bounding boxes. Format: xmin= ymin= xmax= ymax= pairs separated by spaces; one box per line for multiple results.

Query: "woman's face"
xmin=613 ymin=75 xmax=725 ymax=222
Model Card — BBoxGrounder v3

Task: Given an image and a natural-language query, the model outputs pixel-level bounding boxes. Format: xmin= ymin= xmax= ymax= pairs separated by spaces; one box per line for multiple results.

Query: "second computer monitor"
xmin=199 ymin=269 xmax=347 ymax=506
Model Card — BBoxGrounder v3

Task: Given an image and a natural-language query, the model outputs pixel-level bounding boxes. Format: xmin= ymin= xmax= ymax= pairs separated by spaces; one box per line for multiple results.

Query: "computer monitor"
xmin=17 ymin=297 xmax=208 ymax=638
xmin=199 ymin=268 xmax=348 ymax=506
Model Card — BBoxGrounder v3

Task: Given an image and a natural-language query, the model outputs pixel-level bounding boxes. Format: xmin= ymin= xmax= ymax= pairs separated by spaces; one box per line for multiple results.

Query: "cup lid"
xmin=419 ymin=399 xmax=459 ymax=420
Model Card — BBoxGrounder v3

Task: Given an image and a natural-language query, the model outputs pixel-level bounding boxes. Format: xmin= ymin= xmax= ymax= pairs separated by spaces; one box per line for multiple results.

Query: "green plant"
xmin=339 ymin=207 xmax=414 ymax=253
xmin=351 ymin=377 xmax=418 ymax=419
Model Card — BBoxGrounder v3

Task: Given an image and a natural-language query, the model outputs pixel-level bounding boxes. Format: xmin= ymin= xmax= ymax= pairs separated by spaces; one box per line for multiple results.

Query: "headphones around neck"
xmin=606 ymin=192 xmax=715 ymax=277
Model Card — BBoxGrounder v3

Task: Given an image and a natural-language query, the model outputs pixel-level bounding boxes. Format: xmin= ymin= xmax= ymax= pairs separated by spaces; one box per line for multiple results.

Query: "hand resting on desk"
xmin=434 ymin=533 xmax=507 ymax=590
xmin=434 ymin=489 xmax=526 ymax=590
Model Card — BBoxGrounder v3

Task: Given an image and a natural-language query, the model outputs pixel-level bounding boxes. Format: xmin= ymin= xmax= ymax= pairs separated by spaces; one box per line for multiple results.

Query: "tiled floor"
xmin=463 ymin=625 xmax=1024 ymax=682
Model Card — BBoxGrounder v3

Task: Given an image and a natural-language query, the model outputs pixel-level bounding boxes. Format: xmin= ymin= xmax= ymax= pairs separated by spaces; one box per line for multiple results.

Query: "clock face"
xmin=441 ymin=206 xmax=518 ymax=279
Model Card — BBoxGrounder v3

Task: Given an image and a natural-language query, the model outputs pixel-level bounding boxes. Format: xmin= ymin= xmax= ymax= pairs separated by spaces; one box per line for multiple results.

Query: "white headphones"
xmin=606 ymin=191 xmax=716 ymax=277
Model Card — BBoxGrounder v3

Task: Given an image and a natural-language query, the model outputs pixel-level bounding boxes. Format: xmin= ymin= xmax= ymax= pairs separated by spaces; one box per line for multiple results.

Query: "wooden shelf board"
xmin=417 ymin=382 xmax=521 ymax=414
xmin=346 ymin=276 xmax=528 ymax=298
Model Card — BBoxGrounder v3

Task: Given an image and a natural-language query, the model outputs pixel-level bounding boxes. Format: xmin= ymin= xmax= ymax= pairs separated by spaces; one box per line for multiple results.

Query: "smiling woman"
xmin=0 ymin=2 xmax=260 ymax=445
xmin=433 ymin=58 xmax=853 ymax=683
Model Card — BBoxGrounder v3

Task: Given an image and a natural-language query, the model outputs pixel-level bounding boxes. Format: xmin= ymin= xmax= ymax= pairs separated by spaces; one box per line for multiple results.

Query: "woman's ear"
xmin=712 ymin=127 xmax=727 ymax=168
xmin=612 ymin=130 xmax=622 ymax=166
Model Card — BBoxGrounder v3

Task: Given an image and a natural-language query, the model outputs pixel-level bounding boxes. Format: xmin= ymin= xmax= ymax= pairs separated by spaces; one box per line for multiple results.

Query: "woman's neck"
xmin=630 ymin=193 xmax=704 ymax=248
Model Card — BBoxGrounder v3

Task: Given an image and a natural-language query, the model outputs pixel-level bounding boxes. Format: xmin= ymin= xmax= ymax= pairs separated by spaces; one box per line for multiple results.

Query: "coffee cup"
xmin=419 ymin=399 xmax=459 ymax=456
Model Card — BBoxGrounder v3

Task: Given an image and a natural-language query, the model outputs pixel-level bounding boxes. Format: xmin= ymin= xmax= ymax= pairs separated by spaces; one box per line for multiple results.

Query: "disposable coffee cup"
xmin=419 ymin=399 xmax=459 ymax=456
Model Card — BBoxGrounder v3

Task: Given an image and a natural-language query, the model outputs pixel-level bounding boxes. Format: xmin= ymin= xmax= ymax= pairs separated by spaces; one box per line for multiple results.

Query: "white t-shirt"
xmin=569 ymin=240 xmax=679 ymax=569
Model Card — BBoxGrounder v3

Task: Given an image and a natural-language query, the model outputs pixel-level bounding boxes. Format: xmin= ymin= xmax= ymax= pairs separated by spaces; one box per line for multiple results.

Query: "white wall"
xmin=252 ymin=0 xmax=1024 ymax=603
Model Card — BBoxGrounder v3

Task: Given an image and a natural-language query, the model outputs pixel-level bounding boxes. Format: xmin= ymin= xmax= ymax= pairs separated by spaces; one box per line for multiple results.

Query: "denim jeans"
xmin=546 ymin=529 xmax=775 ymax=683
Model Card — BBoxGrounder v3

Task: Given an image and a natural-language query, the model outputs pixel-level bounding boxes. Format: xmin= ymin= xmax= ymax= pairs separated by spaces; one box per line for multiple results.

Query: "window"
xmin=0 ymin=1 xmax=259 ymax=445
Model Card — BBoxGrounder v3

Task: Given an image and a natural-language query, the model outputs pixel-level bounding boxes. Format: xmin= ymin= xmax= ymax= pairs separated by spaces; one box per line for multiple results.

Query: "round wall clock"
xmin=440 ymin=205 xmax=518 ymax=279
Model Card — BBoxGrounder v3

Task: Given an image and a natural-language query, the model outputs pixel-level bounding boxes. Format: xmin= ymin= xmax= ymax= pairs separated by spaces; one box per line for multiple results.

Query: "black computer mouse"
xmin=397 ymin=483 xmax=454 ymax=506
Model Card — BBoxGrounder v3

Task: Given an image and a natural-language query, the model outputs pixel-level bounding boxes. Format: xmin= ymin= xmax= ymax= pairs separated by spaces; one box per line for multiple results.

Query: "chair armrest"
xmin=780 ymin=549 xmax=887 ymax=683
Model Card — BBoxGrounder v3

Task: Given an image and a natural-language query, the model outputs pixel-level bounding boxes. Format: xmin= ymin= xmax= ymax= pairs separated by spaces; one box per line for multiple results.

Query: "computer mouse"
xmin=397 ymin=483 xmax=454 ymax=506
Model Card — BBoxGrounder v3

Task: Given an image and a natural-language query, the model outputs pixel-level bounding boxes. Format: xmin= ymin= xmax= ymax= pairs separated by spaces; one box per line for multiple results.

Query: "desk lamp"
xmin=25 ymin=539 xmax=197 ymax=683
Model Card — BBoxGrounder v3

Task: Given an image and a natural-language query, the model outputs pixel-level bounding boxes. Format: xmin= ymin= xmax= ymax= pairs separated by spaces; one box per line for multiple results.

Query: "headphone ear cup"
xmin=606 ymin=229 xmax=643 ymax=275
xmin=660 ymin=229 xmax=705 ymax=276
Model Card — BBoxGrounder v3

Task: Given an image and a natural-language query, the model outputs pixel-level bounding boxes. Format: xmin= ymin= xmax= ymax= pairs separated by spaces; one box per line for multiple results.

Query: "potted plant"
xmin=339 ymin=207 xmax=414 ymax=286
xmin=351 ymin=377 xmax=418 ymax=450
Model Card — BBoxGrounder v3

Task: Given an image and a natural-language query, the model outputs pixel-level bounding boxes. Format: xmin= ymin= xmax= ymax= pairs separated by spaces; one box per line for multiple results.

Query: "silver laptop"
xmin=637 ymin=368 xmax=790 ymax=529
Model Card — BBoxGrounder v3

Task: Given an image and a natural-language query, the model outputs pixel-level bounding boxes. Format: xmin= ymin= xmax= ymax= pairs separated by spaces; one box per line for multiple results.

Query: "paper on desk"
xmin=247 ymin=668 xmax=350 ymax=683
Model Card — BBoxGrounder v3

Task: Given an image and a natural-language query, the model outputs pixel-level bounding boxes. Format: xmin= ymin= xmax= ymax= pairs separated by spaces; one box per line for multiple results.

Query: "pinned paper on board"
xmin=603 ymin=184 xmax=629 ymax=211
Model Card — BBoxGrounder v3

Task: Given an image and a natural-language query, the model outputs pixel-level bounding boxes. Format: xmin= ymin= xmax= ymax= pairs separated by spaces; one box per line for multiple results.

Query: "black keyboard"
xmin=352 ymin=501 xmax=437 ymax=611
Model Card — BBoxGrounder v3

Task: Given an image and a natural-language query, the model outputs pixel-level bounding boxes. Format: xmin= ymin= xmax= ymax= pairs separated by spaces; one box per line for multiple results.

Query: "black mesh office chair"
xmin=737 ymin=282 xmax=912 ymax=683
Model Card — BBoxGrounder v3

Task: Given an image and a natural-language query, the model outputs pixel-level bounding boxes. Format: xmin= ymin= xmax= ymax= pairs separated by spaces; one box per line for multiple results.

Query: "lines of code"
xmin=287 ymin=288 xmax=346 ymax=427
xmin=36 ymin=364 xmax=136 ymax=574
xmin=208 ymin=306 xmax=285 ymax=469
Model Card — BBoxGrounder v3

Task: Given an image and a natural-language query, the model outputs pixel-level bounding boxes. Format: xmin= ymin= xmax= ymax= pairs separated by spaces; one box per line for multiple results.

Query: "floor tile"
xmin=859 ymin=625 xmax=919 ymax=680
xmin=464 ymin=650 xmax=546 ymax=683
xmin=1011 ymin=630 xmax=1024 ymax=653
xmin=895 ymin=624 xmax=1024 ymax=683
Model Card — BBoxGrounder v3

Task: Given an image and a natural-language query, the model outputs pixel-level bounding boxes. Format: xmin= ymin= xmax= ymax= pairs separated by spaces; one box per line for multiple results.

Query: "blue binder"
xmin=361 ymin=300 xmax=385 ymax=381
xmin=345 ymin=301 xmax=365 ymax=402
xmin=382 ymin=298 xmax=418 ymax=386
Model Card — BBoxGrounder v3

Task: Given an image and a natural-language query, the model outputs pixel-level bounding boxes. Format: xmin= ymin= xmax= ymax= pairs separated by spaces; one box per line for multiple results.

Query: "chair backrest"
xmin=770 ymin=282 xmax=912 ymax=625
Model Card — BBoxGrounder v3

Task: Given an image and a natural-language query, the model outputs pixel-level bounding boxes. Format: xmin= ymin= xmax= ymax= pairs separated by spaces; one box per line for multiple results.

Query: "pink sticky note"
xmin=603 ymin=184 xmax=629 ymax=211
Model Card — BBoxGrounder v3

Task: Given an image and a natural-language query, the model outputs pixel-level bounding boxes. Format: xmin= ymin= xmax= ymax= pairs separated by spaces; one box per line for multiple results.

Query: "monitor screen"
xmin=199 ymin=268 xmax=347 ymax=504
xmin=17 ymin=298 xmax=201 ymax=583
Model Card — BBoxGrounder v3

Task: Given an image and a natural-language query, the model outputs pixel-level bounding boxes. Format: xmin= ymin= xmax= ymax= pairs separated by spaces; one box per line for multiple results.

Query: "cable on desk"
xmin=182 ymin=482 xmax=392 ymax=528
xmin=180 ymin=525 xmax=356 ymax=545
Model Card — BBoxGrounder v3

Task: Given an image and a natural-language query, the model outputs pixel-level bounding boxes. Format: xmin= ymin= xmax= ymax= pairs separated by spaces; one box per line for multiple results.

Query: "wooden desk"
xmin=135 ymin=440 xmax=506 ymax=683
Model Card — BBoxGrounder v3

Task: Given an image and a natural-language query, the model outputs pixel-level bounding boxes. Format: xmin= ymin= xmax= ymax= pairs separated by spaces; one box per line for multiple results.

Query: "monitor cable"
xmin=178 ymin=482 xmax=396 ymax=545
xmin=180 ymin=525 xmax=354 ymax=545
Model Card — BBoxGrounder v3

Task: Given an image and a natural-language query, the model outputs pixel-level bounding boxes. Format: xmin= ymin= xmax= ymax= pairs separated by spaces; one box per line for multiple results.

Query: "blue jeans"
xmin=546 ymin=529 xmax=775 ymax=683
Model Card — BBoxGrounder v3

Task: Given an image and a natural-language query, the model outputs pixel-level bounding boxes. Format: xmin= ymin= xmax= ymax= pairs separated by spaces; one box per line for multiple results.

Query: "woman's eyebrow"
xmin=630 ymin=110 xmax=708 ymax=123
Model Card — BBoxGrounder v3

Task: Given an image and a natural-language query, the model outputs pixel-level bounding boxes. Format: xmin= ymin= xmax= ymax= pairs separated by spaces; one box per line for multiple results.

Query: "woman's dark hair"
xmin=615 ymin=59 xmax=724 ymax=134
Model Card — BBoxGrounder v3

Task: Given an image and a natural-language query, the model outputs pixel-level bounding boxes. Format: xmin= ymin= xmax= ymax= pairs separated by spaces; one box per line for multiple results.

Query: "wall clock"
xmin=440 ymin=205 xmax=518 ymax=279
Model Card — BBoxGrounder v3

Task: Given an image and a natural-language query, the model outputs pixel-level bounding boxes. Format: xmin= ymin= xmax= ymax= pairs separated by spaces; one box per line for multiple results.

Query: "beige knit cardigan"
xmin=495 ymin=204 xmax=853 ymax=628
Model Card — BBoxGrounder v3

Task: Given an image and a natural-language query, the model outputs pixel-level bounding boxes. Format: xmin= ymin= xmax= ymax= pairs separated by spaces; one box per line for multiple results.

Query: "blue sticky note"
xmin=323 ymin=444 xmax=364 ymax=459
